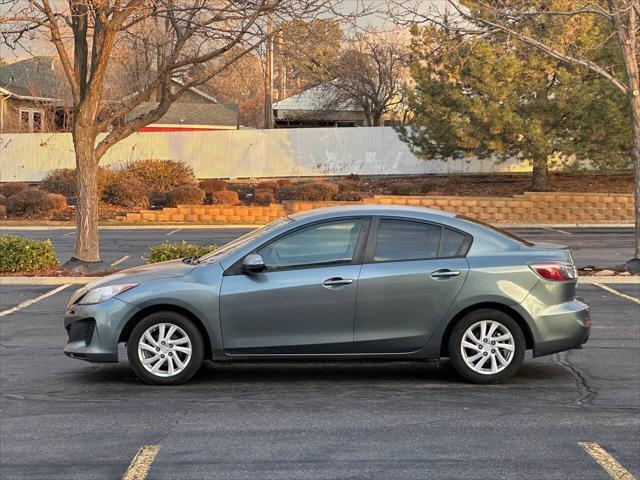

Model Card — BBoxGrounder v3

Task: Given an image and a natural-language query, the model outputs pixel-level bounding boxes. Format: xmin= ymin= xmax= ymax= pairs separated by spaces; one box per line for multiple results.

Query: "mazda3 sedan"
xmin=64 ymin=205 xmax=590 ymax=385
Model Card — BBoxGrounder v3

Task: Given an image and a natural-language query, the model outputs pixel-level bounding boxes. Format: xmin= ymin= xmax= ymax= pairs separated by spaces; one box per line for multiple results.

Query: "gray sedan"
xmin=64 ymin=205 xmax=590 ymax=385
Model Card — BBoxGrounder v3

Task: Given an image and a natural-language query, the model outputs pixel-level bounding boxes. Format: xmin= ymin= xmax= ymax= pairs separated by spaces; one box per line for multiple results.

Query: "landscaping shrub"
xmin=338 ymin=181 xmax=360 ymax=192
xmin=0 ymin=205 xmax=5 ymax=219
xmin=0 ymin=194 xmax=6 ymax=205
xmin=47 ymin=193 xmax=68 ymax=212
xmin=6 ymin=189 xmax=62 ymax=217
xmin=0 ymin=182 xmax=28 ymax=198
xmin=255 ymin=181 xmax=278 ymax=192
xmin=253 ymin=189 xmax=275 ymax=205
xmin=103 ymin=177 xmax=149 ymax=209
xmin=166 ymin=185 xmax=205 ymax=207
xmin=0 ymin=235 xmax=59 ymax=273
xmin=40 ymin=167 xmax=115 ymax=197
xmin=333 ymin=191 xmax=363 ymax=201
xmin=388 ymin=181 xmax=421 ymax=196
xmin=345 ymin=173 xmax=361 ymax=182
xmin=150 ymin=192 xmax=169 ymax=207
xmin=292 ymin=182 xmax=338 ymax=201
xmin=145 ymin=241 xmax=216 ymax=264
xmin=211 ymin=189 xmax=240 ymax=205
xmin=277 ymin=179 xmax=292 ymax=187
xmin=122 ymin=159 xmax=196 ymax=193
xmin=199 ymin=179 xmax=227 ymax=192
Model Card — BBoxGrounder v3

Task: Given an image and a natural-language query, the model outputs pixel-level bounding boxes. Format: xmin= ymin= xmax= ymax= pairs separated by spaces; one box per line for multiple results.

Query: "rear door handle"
xmin=430 ymin=269 xmax=462 ymax=279
xmin=322 ymin=277 xmax=354 ymax=288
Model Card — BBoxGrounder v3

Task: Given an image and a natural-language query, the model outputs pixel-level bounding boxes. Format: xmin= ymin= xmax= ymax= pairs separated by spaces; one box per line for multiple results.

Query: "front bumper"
xmin=64 ymin=297 xmax=138 ymax=363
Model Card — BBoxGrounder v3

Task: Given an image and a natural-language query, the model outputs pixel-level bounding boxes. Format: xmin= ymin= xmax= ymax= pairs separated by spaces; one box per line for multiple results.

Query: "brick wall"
xmin=125 ymin=192 xmax=634 ymax=224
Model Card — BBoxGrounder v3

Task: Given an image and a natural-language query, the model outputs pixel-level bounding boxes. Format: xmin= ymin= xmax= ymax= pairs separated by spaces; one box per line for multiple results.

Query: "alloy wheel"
xmin=460 ymin=320 xmax=515 ymax=375
xmin=137 ymin=322 xmax=192 ymax=377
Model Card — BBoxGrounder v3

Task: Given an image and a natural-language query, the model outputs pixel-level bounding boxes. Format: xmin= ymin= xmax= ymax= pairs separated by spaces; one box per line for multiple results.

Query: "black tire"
xmin=448 ymin=308 xmax=525 ymax=384
xmin=127 ymin=311 xmax=204 ymax=385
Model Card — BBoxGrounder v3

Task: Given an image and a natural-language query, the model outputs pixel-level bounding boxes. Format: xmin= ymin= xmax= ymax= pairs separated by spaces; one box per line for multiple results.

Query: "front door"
xmin=220 ymin=218 xmax=368 ymax=354
xmin=354 ymin=218 xmax=470 ymax=353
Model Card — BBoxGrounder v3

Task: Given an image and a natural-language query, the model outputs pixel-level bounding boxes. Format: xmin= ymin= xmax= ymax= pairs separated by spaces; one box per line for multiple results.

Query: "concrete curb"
xmin=2 ymin=275 xmax=639 ymax=286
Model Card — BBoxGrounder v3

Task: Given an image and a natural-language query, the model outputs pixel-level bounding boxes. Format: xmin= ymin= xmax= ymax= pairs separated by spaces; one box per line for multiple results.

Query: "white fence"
xmin=0 ymin=127 xmax=532 ymax=182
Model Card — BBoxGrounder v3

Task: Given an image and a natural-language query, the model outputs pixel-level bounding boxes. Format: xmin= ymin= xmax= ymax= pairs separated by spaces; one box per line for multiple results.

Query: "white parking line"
xmin=580 ymin=442 xmax=636 ymax=480
xmin=63 ymin=231 xmax=76 ymax=236
xmin=122 ymin=445 xmax=160 ymax=480
xmin=540 ymin=226 xmax=571 ymax=235
xmin=166 ymin=228 xmax=182 ymax=236
xmin=110 ymin=255 xmax=130 ymax=267
xmin=593 ymin=283 xmax=640 ymax=305
xmin=0 ymin=284 xmax=71 ymax=318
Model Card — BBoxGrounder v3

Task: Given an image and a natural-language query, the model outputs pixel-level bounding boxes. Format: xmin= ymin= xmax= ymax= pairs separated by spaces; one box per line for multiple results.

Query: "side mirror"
xmin=242 ymin=253 xmax=265 ymax=273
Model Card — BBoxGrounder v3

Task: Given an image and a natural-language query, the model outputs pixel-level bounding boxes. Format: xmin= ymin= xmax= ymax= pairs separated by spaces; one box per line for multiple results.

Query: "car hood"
xmin=85 ymin=259 xmax=197 ymax=290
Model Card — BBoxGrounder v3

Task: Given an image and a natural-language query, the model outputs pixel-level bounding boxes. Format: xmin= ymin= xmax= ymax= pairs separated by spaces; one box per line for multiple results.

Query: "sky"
xmin=0 ymin=0 xmax=453 ymax=63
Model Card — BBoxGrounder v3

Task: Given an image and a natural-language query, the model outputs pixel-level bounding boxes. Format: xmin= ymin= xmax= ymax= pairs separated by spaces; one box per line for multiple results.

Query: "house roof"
xmin=125 ymin=102 xmax=238 ymax=126
xmin=272 ymin=83 xmax=363 ymax=112
xmin=0 ymin=56 xmax=68 ymax=101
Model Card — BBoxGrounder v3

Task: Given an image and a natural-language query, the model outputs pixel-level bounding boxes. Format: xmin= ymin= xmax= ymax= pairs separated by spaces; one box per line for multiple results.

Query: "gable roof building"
xmin=0 ymin=57 xmax=238 ymax=133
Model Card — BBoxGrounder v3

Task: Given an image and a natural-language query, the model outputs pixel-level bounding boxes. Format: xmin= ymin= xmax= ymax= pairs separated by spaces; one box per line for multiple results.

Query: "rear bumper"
xmin=518 ymin=298 xmax=591 ymax=357
xmin=63 ymin=297 xmax=138 ymax=363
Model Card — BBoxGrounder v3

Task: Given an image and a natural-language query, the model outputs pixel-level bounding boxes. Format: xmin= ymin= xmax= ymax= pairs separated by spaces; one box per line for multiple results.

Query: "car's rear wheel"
xmin=449 ymin=309 xmax=525 ymax=384
xmin=127 ymin=311 xmax=204 ymax=385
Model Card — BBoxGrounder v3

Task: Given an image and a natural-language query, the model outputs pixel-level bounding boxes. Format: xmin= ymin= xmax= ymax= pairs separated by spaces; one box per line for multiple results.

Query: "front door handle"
xmin=322 ymin=277 xmax=354 ymax=288
xmin=430 ymin=269 xmax=462 ymax=279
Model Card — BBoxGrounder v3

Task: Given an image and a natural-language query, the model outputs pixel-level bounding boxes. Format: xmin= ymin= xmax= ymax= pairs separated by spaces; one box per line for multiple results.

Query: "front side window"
xmin=373 ymin=219 xmax=441 ymax=262
xmin=259 ymin=219 xmax=364 ymax=269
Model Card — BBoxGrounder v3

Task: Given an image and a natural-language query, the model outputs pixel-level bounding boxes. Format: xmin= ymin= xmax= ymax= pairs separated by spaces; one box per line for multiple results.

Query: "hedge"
xmin=0 ymin=235 xmax=59 ymax=273
xmin=145 ymin=241 xmax=216 ymax=264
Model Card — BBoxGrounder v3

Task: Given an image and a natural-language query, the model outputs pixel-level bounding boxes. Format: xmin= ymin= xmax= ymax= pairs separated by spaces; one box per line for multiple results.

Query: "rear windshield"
xmin=457 ymin=215 xmax=534 ymax=246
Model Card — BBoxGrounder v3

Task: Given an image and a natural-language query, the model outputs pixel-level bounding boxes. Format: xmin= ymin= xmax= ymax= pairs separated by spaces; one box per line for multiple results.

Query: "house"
xmin=272 ymin=84 xmax=367 ymax=128
xmin=0 ymin=57 xmax=238 ymax=133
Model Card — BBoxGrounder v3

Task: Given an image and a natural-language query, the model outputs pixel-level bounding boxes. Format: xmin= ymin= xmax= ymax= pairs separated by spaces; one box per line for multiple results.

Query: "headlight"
xmin=77 ymin=284 xmax=138 ymax=305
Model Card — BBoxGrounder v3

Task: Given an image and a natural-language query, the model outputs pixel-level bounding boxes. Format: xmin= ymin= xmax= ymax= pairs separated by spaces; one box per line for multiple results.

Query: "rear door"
xmin=354 ymin=217 xmax=470 ymax=353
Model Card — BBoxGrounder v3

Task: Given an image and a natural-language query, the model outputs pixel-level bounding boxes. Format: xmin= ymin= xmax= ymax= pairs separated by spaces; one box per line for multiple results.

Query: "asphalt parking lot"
xmin=0 ymin=281 xmax=638 ymax=479
xmin=0 ymin=225 xmax=636 ymax=269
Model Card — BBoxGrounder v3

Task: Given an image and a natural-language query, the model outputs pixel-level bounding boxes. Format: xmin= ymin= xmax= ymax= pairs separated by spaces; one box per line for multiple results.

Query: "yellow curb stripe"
xmin=122 ymin=445 xmax=161 ymax=480
xmin=593 ymin=283 xmax=640 ymax=305
xmin=0 ymin=284 xmax=71 ymax=318
xmin=580 ymin=442 xmax=637 ymax=480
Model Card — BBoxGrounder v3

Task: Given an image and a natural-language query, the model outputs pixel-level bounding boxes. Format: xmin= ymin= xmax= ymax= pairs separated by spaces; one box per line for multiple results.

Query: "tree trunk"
xmin=71 ymin=128 xmax=102 ymax=264
xmin=531 ymin=157 xmax=551 ymax=191
xmin=631 ymin=93 xmax=640 ymax=259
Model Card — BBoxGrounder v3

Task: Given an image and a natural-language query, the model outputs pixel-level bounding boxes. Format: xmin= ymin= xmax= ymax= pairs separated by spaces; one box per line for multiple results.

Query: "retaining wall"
xmin=125 ymin=192 xmax=634 ymax=224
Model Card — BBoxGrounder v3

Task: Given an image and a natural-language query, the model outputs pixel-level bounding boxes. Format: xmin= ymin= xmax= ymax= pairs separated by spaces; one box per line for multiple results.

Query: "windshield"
xmin=457 ymin=215 xmax=534 ymax=246
xmin=199 ymin=217 xmax=293 ymax=262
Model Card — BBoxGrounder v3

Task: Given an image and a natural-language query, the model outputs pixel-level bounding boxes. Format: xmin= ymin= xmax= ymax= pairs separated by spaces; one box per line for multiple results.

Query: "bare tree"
xmin=394 ymin=0 xmax=640 ymax=261
xmin=1 ymin=0 xmax=353 ymax=270
xmin=317 ymin=31 xmax=410 ymax=127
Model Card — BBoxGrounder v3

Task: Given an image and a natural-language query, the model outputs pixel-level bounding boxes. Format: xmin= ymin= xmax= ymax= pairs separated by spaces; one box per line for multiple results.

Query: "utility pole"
xmin=263 ymin=13 xmax=274 ymax=129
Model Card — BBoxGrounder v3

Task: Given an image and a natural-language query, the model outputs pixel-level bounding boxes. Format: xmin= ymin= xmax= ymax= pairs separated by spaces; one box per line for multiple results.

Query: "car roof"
xmin=288 ymin=204 xmax=457 ymax=221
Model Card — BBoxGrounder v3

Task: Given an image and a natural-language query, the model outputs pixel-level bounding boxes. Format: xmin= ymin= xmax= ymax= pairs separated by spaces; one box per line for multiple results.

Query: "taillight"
xmin=529 ymin=262 xmax=577 ymax=281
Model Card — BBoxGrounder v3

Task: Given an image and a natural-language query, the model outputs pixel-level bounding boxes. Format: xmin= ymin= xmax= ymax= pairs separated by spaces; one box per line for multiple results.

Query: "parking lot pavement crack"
xmin=552 ymin=351 xmax=596 ymax=407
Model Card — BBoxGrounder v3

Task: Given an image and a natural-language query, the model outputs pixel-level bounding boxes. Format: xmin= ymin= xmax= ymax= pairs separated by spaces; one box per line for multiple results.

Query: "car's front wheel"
xmin=127 ymin=311 xmax=204 ymax=385
xmin=449 ymin=309 xmax=525 ymax=384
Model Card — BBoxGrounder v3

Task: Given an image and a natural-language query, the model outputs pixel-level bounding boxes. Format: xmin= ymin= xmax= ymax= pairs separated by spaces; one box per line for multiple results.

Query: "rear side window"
xmin=372 ymin=219 xmax=470 ymax=262
xmin=440 ymin=228 xmax=467 ymax=257
xmin=373 ymin=219 xmax=441 ymax=262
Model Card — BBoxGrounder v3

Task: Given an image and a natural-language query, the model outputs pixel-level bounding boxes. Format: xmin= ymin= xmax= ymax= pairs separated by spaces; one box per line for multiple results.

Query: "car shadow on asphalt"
xmin=64 ymin=358 xmax=570 ymax=389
